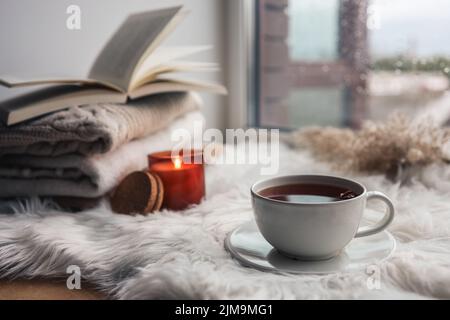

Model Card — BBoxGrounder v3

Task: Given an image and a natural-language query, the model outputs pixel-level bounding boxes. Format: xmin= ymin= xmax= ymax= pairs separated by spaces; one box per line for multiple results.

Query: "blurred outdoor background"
xmin=257 ymin=0 xmax=450 ymax=129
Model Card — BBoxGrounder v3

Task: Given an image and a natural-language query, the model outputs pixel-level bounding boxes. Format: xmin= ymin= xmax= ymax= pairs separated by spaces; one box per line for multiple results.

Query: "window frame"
xmin=226 ymin=0 xmax=258 ymax=129
xmin=232 ymin=0 xmax=369 ymax=130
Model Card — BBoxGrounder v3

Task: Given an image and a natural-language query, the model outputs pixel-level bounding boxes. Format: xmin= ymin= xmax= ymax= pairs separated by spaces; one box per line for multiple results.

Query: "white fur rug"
xmin=1 ymin=143 xmax=450 ymax=299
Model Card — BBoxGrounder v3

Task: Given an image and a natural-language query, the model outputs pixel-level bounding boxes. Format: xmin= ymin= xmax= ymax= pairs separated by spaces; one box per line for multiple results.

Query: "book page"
xmin=130 ymin=61 xmax=219 ymax=90
xmin=88 ymin=6 xmax=183 ymax=92
xmin=131 ymin=45 xmax=212 ymax=86
xmin=130 ymin=10 xmax=189 ymax=86
xmin=129 ymin=76 xmax=227 ymax=99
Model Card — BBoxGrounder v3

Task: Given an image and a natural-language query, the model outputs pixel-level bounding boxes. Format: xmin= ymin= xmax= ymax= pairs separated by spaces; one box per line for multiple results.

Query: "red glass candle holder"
xmin=148 ymin=150 xmax=205 ymax=211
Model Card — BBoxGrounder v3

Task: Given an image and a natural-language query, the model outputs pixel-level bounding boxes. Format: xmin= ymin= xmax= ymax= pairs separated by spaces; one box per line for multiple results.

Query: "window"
xmin=253 ymin=0 xmax=450 ymax=129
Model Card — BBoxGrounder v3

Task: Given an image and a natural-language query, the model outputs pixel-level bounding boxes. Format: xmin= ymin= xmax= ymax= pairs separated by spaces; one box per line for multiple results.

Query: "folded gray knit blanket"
xmin=0 ymin=92 xmax=200 ymax=156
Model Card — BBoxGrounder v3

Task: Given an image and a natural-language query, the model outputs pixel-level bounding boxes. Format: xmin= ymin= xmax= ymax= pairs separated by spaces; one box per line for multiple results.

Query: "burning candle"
xmin=148 ymin=150 xmax=205 ymax=211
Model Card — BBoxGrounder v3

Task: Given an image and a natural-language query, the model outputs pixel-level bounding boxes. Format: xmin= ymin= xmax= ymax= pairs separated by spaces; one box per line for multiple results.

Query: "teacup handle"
xmin=355 ymin=191 xmax=395 ymax=238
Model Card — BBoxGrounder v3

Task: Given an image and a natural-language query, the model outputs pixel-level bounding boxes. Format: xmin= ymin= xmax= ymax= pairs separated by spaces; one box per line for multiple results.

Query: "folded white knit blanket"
xmin=0 ymin=92 xmax=201 ymax=156
xmin=0 ymin=111 xmax=204 ymax=197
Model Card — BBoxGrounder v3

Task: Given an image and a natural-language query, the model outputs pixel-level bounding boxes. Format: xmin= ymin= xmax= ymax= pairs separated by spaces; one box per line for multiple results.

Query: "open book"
xmin=0 ymin=6 xmax=226 ymax=126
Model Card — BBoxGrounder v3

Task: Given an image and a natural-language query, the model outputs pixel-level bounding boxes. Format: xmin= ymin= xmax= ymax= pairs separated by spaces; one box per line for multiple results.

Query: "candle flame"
xmin=173 ymin=157 xmax=182 ymax=169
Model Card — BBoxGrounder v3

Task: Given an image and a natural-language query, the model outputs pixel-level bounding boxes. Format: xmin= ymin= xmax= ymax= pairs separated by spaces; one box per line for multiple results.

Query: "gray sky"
xmin=288 ymin=0 xmax=450 ymax=60
xmin=369 ymin=0 xmax=450 ymax=57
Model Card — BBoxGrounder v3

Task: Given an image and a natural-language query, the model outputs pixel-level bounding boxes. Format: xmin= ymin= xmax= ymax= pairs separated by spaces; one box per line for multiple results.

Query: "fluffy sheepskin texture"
xmin=0 ymin=111 xmax=204 ymax=198
xmin=1 ymin=143 xmax=450 ymax=299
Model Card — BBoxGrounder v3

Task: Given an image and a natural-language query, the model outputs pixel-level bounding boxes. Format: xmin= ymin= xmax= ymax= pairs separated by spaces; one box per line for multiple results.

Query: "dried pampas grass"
xmin=287 ymin=114 xmax=450 ymax=179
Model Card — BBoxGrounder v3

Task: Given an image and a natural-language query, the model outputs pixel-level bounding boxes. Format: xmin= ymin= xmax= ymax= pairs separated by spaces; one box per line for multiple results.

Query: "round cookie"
xmin=110 ymin=171 xmax=161 ymax=215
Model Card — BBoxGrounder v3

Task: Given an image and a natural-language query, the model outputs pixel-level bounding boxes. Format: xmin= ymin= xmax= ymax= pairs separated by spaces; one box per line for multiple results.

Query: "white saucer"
xmin=225 ymin=220 xmax=396 ymax=274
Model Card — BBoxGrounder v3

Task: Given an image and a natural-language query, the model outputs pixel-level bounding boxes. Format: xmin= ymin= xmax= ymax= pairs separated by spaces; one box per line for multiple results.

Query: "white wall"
xmin=0 ymin=0 xmax=227 ymax=130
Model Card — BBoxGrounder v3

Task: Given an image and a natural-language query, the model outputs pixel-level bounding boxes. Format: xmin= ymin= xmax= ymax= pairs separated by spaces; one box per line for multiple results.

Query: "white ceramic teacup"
xmin=251 ymin=175 xmax=395 ymax=260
